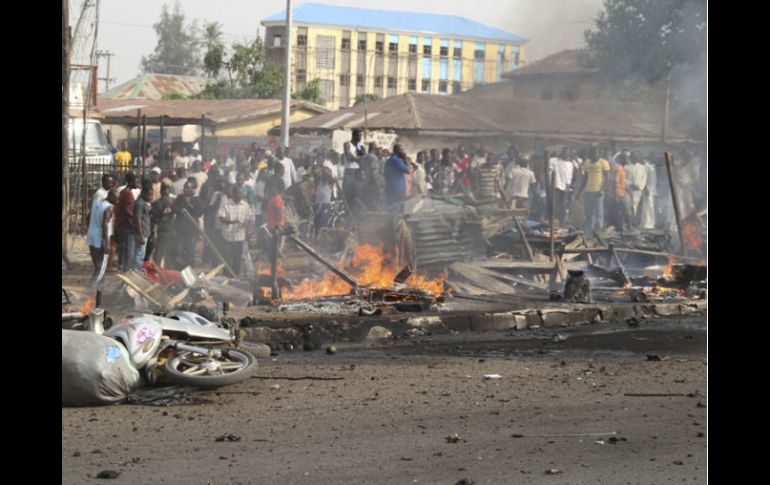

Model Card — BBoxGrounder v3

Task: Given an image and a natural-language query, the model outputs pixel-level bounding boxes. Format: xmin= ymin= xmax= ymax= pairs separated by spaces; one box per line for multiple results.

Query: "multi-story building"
xmin=261 ymin=3 xmax=528 ymax=109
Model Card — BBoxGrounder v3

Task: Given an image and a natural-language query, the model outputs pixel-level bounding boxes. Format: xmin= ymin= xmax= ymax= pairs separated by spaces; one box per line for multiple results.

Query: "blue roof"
xmin=262 ymin=3 xmax=528 ymax=43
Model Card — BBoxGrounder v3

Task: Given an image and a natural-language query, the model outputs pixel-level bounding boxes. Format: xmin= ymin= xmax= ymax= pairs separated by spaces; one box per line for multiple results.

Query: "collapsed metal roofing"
xmin=99 ymin=74 xmax=210 ymax=100
xmin=95 ymin=99 xmax=329 ymax=127
xmin=278 ymin=93 xmax=697 ymax=142
xmin=502 ymin=49 xmax=598 ymax=79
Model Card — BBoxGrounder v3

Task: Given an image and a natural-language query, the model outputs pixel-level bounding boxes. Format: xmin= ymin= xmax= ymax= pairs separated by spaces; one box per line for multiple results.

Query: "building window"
xmin=358 ymin=34 xmax=367 ymax=52
xmin=376 ymin=40 xmax=384 ymax=53
xmin=408 ymin=79 xmax=417 ymax=91
xmin=440 ymin=39 xmax=449 ymax=57
xmin=356 ymin=75 xmax=365 ymax=88
xmin=297 ymin=69 xmax=307 ymax=84
xmin=452 ymin=81 xmax=462 ymax=93
xmin=409 ymin=43 xmax=417 ymax=54
xmin=423 ymin=44 xmax=432 ymax=55
xmin=453 ymin=59 xmax=462 ymax=81
xmin=319 ymin=79 xmax=334 ymax=105
xmin=562 ymin=83 xmax=579 ymax=101
xmin=296 ymin=33 xmax=307 ymax=47
xmin=387 ymin=77 xmax=397 ymax=89
xmin=422 ymin=56 xmax=432 ymax=79
xmin=453 ymin=40 xmax=462 ymax=59
xmin=316 ymin=35 xmax=336 ymax=70
xmin=439 ymin=58 xmax=448 ymax=80
xmin=421 ymin=80 xmax=430 ymax=92
xmin=439 ymin=81 xmax=448 ymax=94
xmin=389 ymin=41 xmax=398 ymax=52
xmin=473 ymin=42 xmax=485 ymax=83
xmin=340 ymin=74 xmax=350 ymax=86
xmin=272 ymin=34 xmax=282 ymax=47
xmin=375 ymin=76 xmax=383 ymax=88
xmin=341 ymin=30 xmax=351 ymax=50
xmin=497 ymin=45 xmax=505 ymax=80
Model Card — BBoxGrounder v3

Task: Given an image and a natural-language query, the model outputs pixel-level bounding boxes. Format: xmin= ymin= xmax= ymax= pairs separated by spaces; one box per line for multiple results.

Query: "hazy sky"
xmin=93 ymin=0 xmax=604 ymax=91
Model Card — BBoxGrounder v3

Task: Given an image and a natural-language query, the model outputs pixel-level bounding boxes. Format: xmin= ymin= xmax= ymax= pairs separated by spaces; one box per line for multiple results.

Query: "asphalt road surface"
xmin=62 ymin=316 xmax=707 ymax=484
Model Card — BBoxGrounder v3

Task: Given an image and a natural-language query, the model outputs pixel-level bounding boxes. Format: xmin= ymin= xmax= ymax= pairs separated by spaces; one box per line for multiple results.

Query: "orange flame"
xmin=662 ymin=255 xmax=674 ymax=278
xmin=282 ymin=243 xmax=444 ymax=300
xmin=78 ymin=296 xmax=96 ymax=315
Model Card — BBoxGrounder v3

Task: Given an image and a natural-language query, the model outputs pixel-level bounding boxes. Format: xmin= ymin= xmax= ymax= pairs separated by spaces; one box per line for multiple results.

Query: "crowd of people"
xmin=87 ymin=129 xmax=706 ymax=290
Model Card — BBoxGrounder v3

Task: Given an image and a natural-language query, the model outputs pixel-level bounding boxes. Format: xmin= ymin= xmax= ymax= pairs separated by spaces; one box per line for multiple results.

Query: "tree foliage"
xmin=202 ymin=21 xmax=225 ymax=79
xmin=585 ymin=0 xmax=706 ymax=84
xmin=353 ymin=93 xmax=379 ymax=106
xmin=293 ymin=78 xmax=324 ymax=105
xmin=141 ymin=1 xmax=200 ymax=75
xmin=198 ymin=36 xmax=284 ymax=99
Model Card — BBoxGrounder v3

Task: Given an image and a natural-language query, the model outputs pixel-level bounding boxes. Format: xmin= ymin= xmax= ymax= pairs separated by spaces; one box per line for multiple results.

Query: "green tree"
xmin=585 ymin=0 xmax=706 ymax=84
xmin=141 ymin=1 xmax=200 ymax=75
xmin=202 ymin=21 xmax=225 ymax=79
xmin=293 ymin=78 xmax=324 ymax=105
xmin=353 ymin=93 xmax=379 ymax=106
xmin=198 ymin=36 xmax=283 ymax=99
xmin=162 ymin=92 xmax=187 ymax=100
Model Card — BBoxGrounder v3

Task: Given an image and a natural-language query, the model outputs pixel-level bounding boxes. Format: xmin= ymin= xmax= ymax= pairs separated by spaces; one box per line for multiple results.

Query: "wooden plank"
xmin=181 ymin=209 xmax=236 ymax=278
xmin=448 ymin=263 xmax=516 ymax=294
xmin=512 ymin=216 xmax=536 ymax=262
xmin=467 ymin=265 xmax=548 ymax=291
xmin=168 ymin=288 xmax=191 ymax=307
xmin=116 ymin=273 xmax=167 ymax=309
xmin=609 ymin=243 xmax=632 ymax=286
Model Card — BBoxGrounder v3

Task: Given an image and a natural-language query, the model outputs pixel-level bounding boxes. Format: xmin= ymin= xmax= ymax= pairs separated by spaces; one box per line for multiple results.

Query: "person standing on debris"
xmin=433 ymin=148 xmax=456 ymax=196
xmin=504 ymin=154 xmax=537 ymax=209
xmin=548 ymin=148 xmax=575 ymax=226
xmin=151 ymin=183 xmax=175 ymax=266
xmin=132 ymin=184 xmax=153 ymax=269
xmin=411 ymin=154 xmax=427 ymax=198
xmin=173 ymin=181 xmax=204 ymax=269
xmin=86 ymin=189 xmax=118 ymax=286
xmin=384 ymin=144 xmax=413 ymax=208
xmin=265 ymin=176 xmax=287 ymax=299
xmin=576 ymin=147 xmax=610 ymax=238
xmin=218 ymin=184 xmax=252 ymax=277
xmin=610 ymin=152 xmax=628 ymax=231
xmin=115 ymin=140 xmax=132 ymax=172
xmin=453 ymin=146 xmax=472 ymax=193
xmin=639 ymin=153 xmax=657 ymax=230
xmin=625 ymin=152 xmax=647 ymax=227
xmin=115 ymin=172 xmax=138 ymax=271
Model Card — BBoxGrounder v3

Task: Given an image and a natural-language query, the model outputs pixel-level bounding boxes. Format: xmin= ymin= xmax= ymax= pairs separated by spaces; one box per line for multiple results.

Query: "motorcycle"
xmin=81 ymin=304 xmax=258 ymax=388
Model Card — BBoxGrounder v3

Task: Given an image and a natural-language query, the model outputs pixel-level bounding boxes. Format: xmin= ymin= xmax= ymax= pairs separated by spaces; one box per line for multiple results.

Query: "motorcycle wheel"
xmin=163 ymin=348 xmax=257 ymax=388
xmin=238 ymin=340 xmax=272 ymax=358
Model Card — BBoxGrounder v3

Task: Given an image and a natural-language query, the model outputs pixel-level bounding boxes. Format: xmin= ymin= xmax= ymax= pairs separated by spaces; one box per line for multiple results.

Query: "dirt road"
xmin=62 ymin=317 xmax=707 ymax=484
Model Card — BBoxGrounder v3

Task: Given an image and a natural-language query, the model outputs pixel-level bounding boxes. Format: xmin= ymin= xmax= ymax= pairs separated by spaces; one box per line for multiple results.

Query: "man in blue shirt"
xmin=384 ymin=144 xmax=413 ymax=207
xmin=87 ymin=189 xmax=118 ymax=287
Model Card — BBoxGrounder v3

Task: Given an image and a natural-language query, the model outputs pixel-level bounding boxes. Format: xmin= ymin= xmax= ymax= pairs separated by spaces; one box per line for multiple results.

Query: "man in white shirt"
xmin=625 ymin=152 xmax=647 ymax=225
xmin=639 ymin=154 xmax=657 ymax=229
xmin=218 ymin=186 xmax=252 ymax=277
xmin=276 ymin=146 xmax=297 ymax=191
xmin=504 ymin=156 xmax=537 ymax=209
xmin=548 ymin=148 xmax=574 ymax=224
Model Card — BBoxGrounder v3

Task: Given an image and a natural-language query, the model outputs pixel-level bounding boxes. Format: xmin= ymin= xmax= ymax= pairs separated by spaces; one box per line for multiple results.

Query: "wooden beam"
xmin=181 ymin=209 xmax=237 ymax=278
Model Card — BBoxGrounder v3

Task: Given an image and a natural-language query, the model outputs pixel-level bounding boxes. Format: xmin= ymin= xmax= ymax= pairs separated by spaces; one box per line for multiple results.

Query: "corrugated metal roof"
xmin=99 ymin=74 xmax=210 ymax=100
xmin=94 ymin=99 xmax=329 ymax=126
xmin=503 ymin=49 xmax=597 ymax=78
xmin=285 ymin=93 xmax=695 ymax=142
xmin=262 ymin=3 xmax=527 ymax=43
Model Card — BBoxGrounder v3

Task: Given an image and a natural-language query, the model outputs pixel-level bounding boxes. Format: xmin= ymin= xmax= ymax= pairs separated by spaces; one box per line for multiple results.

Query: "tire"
xmin=238 ymin=340 xmax=272 ymax=358
xmin=163 ymin=348 xmax=257 ymax=388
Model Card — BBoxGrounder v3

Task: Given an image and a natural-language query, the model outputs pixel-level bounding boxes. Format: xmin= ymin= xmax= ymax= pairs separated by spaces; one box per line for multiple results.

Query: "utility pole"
xmin=63 ymin=0 xmax=70 ymax=267
xmin=279 ymin=0 xmax=293 ymax=149
xmin=96 ymin=50 xmax=115 ymax=92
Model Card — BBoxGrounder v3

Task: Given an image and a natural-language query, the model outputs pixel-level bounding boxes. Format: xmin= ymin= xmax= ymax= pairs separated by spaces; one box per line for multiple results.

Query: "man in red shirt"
xmin=265 ymin=176 xmax=286 ymax=299
xmin=453 ymin=145 xmax=472 ymax=192
xmin=115 ymin=172 xmax=138 ymax=271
